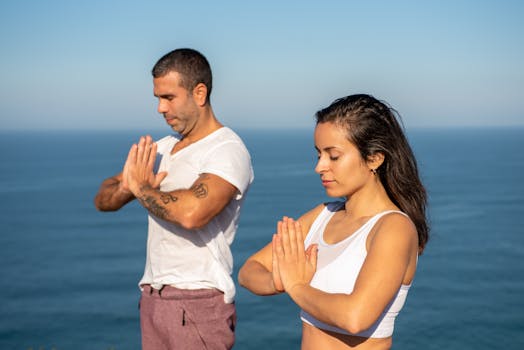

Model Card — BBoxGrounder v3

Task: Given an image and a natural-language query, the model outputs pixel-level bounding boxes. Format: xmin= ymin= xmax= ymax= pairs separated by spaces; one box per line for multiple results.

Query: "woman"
xmin=238 ymin=94 xmax=428 ymax=349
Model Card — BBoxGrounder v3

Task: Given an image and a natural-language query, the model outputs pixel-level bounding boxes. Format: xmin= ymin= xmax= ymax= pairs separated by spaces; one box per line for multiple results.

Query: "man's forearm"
xmin=128 ymin=170 xmax=235 ymax=230
xmin=133 ymin=183 xmax=207 ymax=229
xmin=94 ymin=177 xmax=135 ymax=211
xmin=135 ymin=184 xmax=175 ymax=221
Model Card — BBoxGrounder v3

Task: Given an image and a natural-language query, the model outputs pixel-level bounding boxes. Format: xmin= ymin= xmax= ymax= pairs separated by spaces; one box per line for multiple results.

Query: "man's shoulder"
xmin=203 ymin=127 xmax=249 ymax=151
xmin=212 ymin=127 xmax=244 ymax=143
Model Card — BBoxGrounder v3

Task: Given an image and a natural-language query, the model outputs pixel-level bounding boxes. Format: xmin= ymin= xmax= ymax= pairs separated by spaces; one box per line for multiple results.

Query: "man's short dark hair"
xmin=152 ymin=48 xmax=212 ymax=101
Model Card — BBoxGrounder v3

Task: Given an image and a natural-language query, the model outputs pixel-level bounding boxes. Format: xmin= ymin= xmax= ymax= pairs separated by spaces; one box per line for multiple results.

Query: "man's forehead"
xmin=153 ymin=72 xmax=186 ymax=91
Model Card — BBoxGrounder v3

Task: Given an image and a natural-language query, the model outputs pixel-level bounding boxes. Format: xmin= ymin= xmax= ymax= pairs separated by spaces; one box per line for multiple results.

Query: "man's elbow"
xmin=177 ymin=211 xmax=212 ymax=230
xmin=178 ymin=219 xmax=206 ymax=230
xmin=94 ymin=195 xmax=126 ymax=212
xmin=94 ymin=197 xmax=114 ymax=212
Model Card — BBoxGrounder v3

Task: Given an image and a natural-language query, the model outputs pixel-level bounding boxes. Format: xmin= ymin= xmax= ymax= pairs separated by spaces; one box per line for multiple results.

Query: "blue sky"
xmin=1 ymin=0 xmax=523 ymax=131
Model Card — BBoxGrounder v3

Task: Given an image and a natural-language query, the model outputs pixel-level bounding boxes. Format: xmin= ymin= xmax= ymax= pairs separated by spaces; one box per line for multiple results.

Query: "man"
xmin=94 ymin=48 xmax=254 ymax=350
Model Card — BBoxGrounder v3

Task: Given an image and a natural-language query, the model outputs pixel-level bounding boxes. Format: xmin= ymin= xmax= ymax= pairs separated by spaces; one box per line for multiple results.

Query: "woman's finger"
xmin=295 ymin=220 xmax=303 ymax=244
xmin=286 ymin=217 xmax=299 ymax=261
xmin=272 ymin=233 xmax=279 ymax=259
xmin=280 ymin=217 xmax=291 ymax=259
xmin=305 ymin=244 xmax=318 ymax=265
xmin=294 ymin=220 xmax=306 ymax=263
xmin=274 ymin=231 xmax=285 ymax=260
xmin=271 ymin=234 xmax=284 ymax=292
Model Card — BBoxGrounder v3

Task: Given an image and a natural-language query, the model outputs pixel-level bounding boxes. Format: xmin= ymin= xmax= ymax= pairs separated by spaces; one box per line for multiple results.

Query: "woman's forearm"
xmin=238 ymin=260 xmax=282 ymax=296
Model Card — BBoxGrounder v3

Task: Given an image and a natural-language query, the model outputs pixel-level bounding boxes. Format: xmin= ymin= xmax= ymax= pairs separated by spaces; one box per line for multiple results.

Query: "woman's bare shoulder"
xmin=297 ymin=202 xmax=331 ymax=233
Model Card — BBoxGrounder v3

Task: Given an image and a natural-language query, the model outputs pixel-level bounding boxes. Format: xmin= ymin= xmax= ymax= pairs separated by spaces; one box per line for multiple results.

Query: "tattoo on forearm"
xmin=136 ymin=176 xmax=208 ymax=221
xmin=191 ymin=183 xmax=208 ymax=198
xmin=136 ymin=185 xmax=169 ymax=220
xmin=160 ymin=193 xmax=178 ymax=204
xmin=138 ymin=194 xmax=169 ymax=220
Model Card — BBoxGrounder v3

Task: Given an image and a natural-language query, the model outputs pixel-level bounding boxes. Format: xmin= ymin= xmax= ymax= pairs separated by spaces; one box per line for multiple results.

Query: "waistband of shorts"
xmin=141 ymin=284 xmax=224 ymax=300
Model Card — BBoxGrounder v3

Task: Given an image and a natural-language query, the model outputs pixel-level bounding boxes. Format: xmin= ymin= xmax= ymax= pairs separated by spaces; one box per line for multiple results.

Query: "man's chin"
xmin=166 ymin=122 xmax=181 ymax=133
xmin=169 ymin=125 xmax=187 ymax=136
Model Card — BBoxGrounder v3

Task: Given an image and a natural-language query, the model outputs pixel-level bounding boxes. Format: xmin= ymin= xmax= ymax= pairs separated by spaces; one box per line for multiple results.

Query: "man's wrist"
xmin=117 ymin=182 xmax=133 ymax=197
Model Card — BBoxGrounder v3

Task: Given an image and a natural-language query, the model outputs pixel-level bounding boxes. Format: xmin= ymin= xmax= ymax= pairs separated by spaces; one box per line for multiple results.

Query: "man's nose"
xmin=157 ymin=100 xmax=168 ymax=114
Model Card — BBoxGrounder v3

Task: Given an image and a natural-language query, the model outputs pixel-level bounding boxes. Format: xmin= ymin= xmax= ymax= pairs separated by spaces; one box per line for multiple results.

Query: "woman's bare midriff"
xmin=301 ymin=323 xmax=392 ymax=350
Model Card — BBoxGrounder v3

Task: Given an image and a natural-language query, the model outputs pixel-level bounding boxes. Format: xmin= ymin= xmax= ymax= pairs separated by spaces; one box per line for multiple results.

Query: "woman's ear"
xmin=367 ymin=152 xmax=385 ymax=171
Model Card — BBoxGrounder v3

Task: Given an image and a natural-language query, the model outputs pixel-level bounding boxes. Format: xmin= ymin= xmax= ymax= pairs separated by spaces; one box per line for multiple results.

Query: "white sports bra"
xmin=300 ymin=202 xmax=413 ymax=338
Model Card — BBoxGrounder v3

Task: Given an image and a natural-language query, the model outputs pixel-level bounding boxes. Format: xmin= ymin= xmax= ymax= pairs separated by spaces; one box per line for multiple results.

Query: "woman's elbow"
xmin=343 ymin=319 xmax=366 ymax=335
xmin=340 ymin=308 xmax=375 ymax=335
xmin=237 ymin=264 xmax=250 ymax=288
xmin=238 ymin=260 xmax=266 ymax=293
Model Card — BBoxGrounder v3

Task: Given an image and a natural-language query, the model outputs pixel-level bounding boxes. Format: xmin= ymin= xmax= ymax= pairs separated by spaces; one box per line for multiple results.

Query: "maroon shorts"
xmin=140 ymin=285 xmax=236 ymax=350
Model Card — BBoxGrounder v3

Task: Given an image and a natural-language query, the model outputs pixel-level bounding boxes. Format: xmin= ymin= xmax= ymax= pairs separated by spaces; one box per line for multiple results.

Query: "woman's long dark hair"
xmin=316 ymin=94 xmax=429 ymax=252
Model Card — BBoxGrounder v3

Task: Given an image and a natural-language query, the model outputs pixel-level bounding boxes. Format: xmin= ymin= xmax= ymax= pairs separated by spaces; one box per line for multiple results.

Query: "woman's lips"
xmin=321 ymin=179 xmax=334 ymax=186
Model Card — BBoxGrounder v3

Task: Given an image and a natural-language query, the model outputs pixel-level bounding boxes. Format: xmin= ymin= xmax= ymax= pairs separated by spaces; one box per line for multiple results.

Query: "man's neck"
xmin=185 ymin=108 xmax=222 ymax=142
xmin=172 ymin=108 xmax=223 ymax=154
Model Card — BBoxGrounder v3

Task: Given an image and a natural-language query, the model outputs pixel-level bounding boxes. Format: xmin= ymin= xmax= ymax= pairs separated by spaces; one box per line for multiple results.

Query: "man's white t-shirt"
xmin=138 ymin=127 xmax=254 ymax=303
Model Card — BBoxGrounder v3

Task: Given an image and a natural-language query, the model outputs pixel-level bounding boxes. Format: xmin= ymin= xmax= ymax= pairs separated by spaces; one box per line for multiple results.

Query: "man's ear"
xmin=367 ymin=152 xmax=385 ymax=171
xmin=192 ymin=83 xmax=208 ymax=106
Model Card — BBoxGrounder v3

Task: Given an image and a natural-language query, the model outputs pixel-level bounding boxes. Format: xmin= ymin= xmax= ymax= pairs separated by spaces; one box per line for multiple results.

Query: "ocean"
xmin=0 ymin=127 xmax=523 ymax=349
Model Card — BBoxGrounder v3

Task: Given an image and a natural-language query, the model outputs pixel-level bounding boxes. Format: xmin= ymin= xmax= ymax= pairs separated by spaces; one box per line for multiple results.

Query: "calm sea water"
xmin=0 ymin=127 xmax=523 ymax=349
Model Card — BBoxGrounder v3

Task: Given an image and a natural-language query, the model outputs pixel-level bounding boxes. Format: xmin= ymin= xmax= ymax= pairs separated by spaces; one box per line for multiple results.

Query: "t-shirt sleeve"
xmin=200 ymin=140 xmax=254 ymax=199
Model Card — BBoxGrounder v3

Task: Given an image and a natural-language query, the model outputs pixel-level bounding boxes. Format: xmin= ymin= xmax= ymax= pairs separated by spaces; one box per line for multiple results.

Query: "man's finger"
xmin=136 ymin=137 xmax=146 ymax=164
xmin=153 ymin=172 xmax=168 ymax=188
xmin=146 ymin=142 xmax=158 ymax=173
xmin=127 ymin=143 xmax=138 ymax=164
